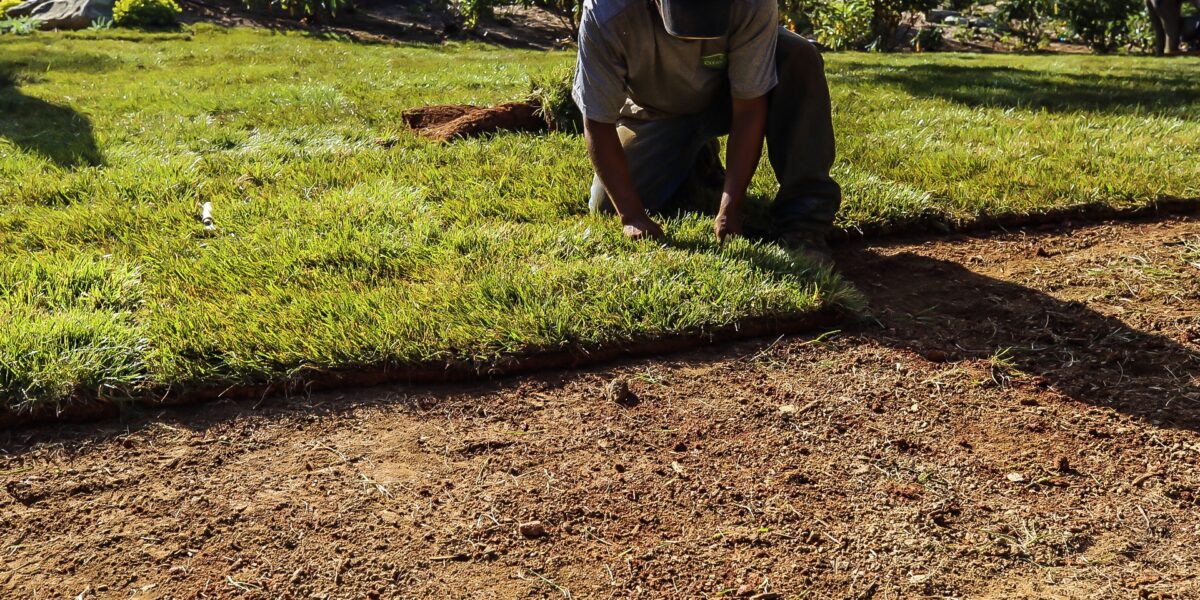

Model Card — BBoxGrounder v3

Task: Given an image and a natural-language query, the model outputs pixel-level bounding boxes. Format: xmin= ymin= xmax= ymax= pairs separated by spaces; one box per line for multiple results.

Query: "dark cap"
xmin=658 ymin=0 xmax=733 ymax=40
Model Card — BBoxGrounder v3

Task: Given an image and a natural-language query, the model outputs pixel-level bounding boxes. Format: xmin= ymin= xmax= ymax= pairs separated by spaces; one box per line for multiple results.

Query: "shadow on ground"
xmin=842 ymin=63 xmax=1200 ymax=117
xmin=840 ymin=247 xmax=1200 ymax=433
xmin=0 ymin=71 xmax=102 ymax=169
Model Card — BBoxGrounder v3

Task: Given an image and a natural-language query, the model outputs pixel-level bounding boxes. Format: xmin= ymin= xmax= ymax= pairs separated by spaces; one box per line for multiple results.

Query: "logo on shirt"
xmin=701 ymin=53 xmax=728 ymax=70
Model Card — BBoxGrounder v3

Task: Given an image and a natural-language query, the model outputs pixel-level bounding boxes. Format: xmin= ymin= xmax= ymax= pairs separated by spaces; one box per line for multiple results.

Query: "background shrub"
xmin=869 ymin=0 xmax=939 ymax=50
xmin=0 ymin=0 xmax=22 ymax=16
xmin=809 ymin=0 xmax=874 ymax=50
xmin=911 ymin=23 xmax=945 ymax=50
xmin=1060 ymin=0 xmax=1141 ymax=52
xmin=240 ymin=0 xmax=352 ymax=21
xmin=0 ymin=15 xmax=39 ymax=33
xmin=787 ymin=0 xmax=939 ymax=51
xmin=113 ymin=0 xmax=181 ymax=27
xmin=996 ymin=0 xmax=1058 ymax=50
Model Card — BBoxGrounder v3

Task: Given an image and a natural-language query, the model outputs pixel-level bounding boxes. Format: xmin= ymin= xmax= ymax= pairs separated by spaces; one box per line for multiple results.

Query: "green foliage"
xmin=529 ymin=68 xmax=581 ymax=133
xmin=241 ymin=0 xmax=353 ymax=20
xmin=809 ymin=0 xmax=873 ymax=50
xmin=788 ymin=0 xmax=939 ymax=51
xmin=869 ymin=0 xmax=939 ymax=50
xmin=458 ymin=0 xmax=497 ymax=29
xmin=0 ymin=16 xmax=39 ymax=34
xmin=779 ymin=0 xmax=817 ymax=33
xmin=89 ymin=16 xmax=114 ymax=30
xmin=113 ymin=0 xmax=181 ymax=28
xmin=911 ymin=24 xmax=945 ymax=51
xmin=0 ymin=0 xmax=22 ymax=16
xmin=1121 ymin=9 xmax=1156 ymax=53
xmin=1059 ymin=0 xmax=1141 ymax=52
xmin=996 ymin=0 xmax=1057 ymax=50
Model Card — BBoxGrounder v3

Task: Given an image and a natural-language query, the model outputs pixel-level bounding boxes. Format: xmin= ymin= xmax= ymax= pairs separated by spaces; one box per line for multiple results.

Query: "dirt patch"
xmin=2 ymin=216 xmax=1197 ymax=598
xmin=402 ymin=102 xmax=548 ymax=142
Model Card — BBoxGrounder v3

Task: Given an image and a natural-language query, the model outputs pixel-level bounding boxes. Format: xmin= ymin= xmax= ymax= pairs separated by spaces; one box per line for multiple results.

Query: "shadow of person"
xmin=838 ymin=248 xmax=1200 ymax=432
xmin=0 ymin=72 xmax=103 ymax=169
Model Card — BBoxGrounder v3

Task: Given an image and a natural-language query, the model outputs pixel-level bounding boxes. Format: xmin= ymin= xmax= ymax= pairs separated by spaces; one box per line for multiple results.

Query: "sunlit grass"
xmin=1 ymin=25 xmax=1196 ymax=411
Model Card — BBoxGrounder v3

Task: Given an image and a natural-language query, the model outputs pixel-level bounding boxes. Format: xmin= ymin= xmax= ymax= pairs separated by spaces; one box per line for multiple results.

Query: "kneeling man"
xmin=573 ymin=0 xmax=842 ymax=262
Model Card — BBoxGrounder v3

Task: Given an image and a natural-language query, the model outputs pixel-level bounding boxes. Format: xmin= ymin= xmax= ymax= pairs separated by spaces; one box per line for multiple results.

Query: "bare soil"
xmin=402 ymin=102 xmax=547 ymax=142
xmin=3 ymin=216 xmax=1198 ymax=599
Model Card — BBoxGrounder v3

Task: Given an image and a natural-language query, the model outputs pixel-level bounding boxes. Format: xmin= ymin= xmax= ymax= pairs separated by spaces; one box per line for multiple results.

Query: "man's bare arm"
xmin=715 ymin=95 xmax=768 ymax=243
xmin=584 ymin=119 xmax=665 ymax=240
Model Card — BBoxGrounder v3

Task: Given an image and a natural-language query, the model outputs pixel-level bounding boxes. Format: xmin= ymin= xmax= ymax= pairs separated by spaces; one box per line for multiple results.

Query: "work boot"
xmin=778 ymin=229 xmax=834 ymax=267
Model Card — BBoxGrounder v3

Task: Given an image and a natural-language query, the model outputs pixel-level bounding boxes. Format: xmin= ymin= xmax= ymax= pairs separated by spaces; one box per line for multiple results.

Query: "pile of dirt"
xmin=402 ymin=101 xmax=548 ymax=142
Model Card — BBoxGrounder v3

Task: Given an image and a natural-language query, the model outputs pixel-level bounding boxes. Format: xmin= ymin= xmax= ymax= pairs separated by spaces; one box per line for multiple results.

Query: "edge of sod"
xmin=3 ymin=197 xmax=1197 ymax=429
xmin=0 ymin=308 xmax=847 ymax=429
xmin=831 ymin=196 xmax=1200 ymax=241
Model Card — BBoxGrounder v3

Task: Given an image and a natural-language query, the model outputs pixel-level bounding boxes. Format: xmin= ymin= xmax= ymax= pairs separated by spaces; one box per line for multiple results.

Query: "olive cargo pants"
xmin=588 ymin=28 xmax=842 ymax=235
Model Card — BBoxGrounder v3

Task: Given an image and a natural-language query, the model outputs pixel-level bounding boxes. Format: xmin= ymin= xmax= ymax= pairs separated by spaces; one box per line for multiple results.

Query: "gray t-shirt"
xmin=572 ymin=0 xmax=779 ymax=124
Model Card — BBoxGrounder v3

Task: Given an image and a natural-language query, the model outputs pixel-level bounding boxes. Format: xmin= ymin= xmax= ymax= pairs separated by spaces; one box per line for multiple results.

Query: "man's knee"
xmin=775 ymin=29 xmax=824 ymax=76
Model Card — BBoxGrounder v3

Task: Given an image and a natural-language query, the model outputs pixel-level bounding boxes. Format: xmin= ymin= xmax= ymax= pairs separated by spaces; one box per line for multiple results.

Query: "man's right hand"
xmin=585 ymin=120 xmax=665 ymax=242
xmin=621 ymin=213 xmax=665 ymax=241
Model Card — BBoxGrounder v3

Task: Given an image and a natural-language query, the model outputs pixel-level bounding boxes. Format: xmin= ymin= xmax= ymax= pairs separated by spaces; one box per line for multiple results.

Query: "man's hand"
xmin=714 ymin=193 xmax=743 ymax=243
xmin=585 ymin=119 xmax=666 ymax=240
xmin=622 ymin=212 xmax=666 ymax=241
xmin=718 ymin=95 xmax=767 ymax=243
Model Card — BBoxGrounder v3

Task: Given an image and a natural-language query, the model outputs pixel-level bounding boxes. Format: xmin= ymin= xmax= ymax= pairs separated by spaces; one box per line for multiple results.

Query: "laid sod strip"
xmin=1 ymin=27 xmax=1198 ymax=416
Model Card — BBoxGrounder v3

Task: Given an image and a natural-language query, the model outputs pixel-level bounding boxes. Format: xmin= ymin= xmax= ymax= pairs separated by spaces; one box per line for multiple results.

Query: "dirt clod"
xmin=604 ymin=378 xmax=638 ymax=406
xmin=518 ymin=521 xmax=547 ymax=539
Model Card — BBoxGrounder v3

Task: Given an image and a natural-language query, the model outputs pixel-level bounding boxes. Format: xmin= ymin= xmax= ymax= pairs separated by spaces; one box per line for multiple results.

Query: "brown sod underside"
xmin=401 ymin=102 xmax=550 ymax=142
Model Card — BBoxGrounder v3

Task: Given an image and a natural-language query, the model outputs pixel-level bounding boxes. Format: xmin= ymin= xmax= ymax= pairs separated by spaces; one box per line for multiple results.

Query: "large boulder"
xmin=6 ymin=0 xmax=114 ymax=30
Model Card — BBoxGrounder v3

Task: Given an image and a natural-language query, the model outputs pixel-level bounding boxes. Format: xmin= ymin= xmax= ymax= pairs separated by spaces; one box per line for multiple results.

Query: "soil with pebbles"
xmin=2 ymin=216 xmax=1198 ymax=599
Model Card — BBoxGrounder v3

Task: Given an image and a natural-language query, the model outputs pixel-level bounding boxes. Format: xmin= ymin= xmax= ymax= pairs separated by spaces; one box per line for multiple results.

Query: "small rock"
xmin=778 ymin=404 xmax=798 ymax=416
xmin=736 ymin=584 xmax=755 ymax=597
xmin=1006 ymin=472 xmax=1026 ymax=483
xmin=923 ymin=349 xmax=948 ymax=363
xmin=519 ymin=521 xmax=547 ymax=539
xmin=605 ymin=378 xmax=638 ymax=406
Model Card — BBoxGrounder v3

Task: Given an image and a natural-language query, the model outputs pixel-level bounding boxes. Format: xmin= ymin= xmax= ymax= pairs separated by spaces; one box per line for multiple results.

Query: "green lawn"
xmin=1 ymin=26 xmax=1197 ymax=413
